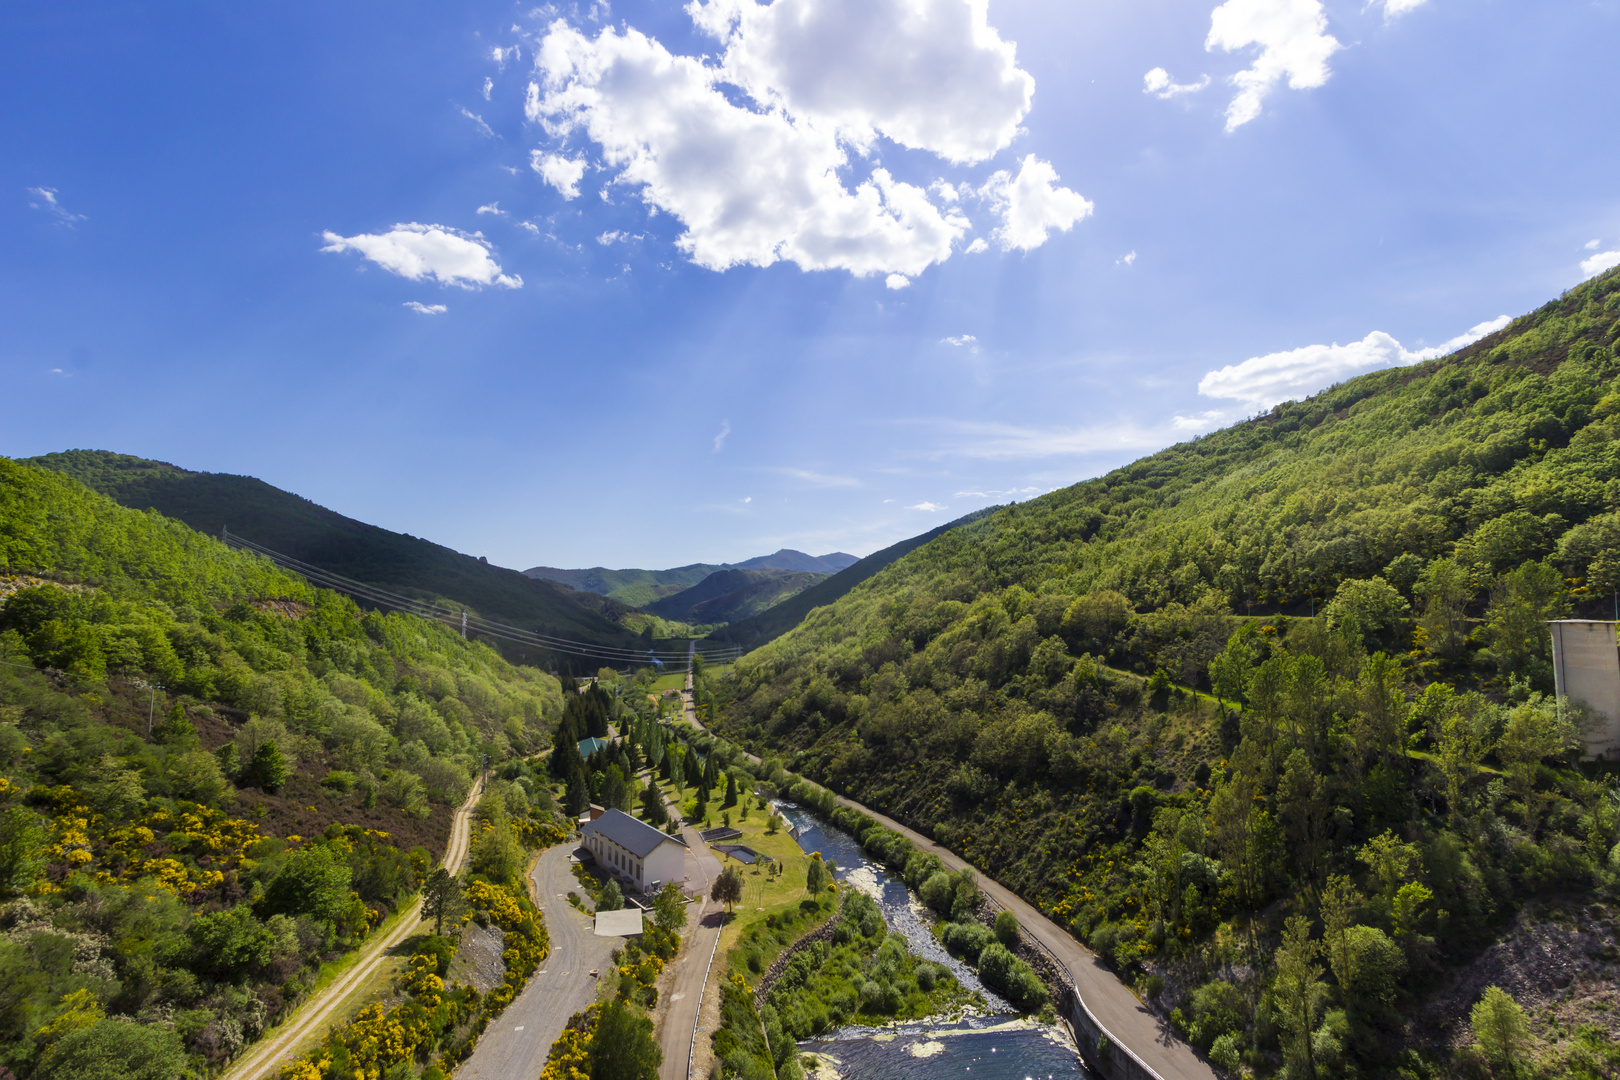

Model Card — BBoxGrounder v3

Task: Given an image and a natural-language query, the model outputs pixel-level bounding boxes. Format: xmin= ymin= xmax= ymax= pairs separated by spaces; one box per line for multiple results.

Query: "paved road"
xmin=458 ymin=843 xmax=622 ymax=1080
xmin=676 ymin=706 xmax=1213 ymax=1080
xmin=225 ymin=779 xmax=484 ymax=1080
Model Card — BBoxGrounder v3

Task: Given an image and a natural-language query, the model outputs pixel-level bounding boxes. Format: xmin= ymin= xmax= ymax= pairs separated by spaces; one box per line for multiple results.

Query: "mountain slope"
xmin=713 ymin=269 xmax=1620 ymax=1078
xmin=707 ymin=508 xmax=1000 ymax=647
xmin=524 ymin=549 xmax=857 ymax=607
xmin=28 ymin=451 xmax=637 ymax=652
xmin=729 ymin=549 xmax=858 ymax=574
xmin=640 ymin=567 xmax=827 ymax=624
xmin=0 ymin=456 xmax=565 ymax=1078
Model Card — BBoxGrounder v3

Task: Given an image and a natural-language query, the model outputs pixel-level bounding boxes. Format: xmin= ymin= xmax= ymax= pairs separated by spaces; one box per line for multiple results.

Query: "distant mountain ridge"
xmin=525 ymin=548 xmax=857 ymax=607
xmin=28 ymin=450 xmax=639 ymax=655
xmin=641 ymin=567 xmax=828 ymax=624
xmin=706 ymin=508 xmax=999 ymax=647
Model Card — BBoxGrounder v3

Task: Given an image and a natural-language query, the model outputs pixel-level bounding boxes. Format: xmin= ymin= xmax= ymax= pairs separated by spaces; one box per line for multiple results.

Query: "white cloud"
xmin=953 ymin=486 xmax=1040 ymax=498
xmin=27 ymin=186 xmax=86 ymax=223
xmin=1582 ymin=250 xmax=1620 ymax=278
xmin=476 ymin=202 xmax=506 ymax=216
xmin=459 ymin=106 xmax=496 ymax=138
xmin=1375 ymin=0 xmax=1427 ymax=20
xmin=531 ymin=150 xmax=587 ymax=199
xmin=1172 ymin=410 xmax=1227 ymax=431
xmin=1205 ymin=0 xmax=1340 ymax=131
xmin=1118 ymin=250 xmax=1137 ymax=266
xmin=964 ymin=237 xmax=989 ymax=254
xmin=1142 ymin=67 xmax=1210 ymax=98
xmin=321 ymin=223 xmax=522 ymax=288
xmin=404 ymin=301 xmax=448 ymax=314
xmin=517 ymin=220 xmax=541 ymax=234
xmin=687 ymin=0 xmax=1033 ymax=165
xmin=1586 ymin=238 xmax=1602 ymax=250
xmin=1198 ymin=315 xmax=1512 ymax=410
xmin=885 ymin=273 xmax=911 ymax=290
xmin=908 ymin=501 xmax=948 ymax=512
xmin=713 ymin=419 xmax=731 ymax=451
xmin=483 ymin=77 xmax=494 ymax=100
xmin=524 ymin=0 xmax=1084 ymax=280
xmin=532 ymin=22 xmax=969 ymax=278
xmin=492 ymin=45 xmax=519 ymax=69
xmin=942 ymin=334 xmax=979 ymax=353
xmin=743 ymin=495 xmax=752 ymax=503
xmin=49 ymin=368 xmax=70 ymax=377
xmin=978 ymin=155 xmax=1093 ymax=252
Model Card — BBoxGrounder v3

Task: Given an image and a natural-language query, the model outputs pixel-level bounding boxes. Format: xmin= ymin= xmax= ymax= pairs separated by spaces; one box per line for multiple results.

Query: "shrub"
xmin=942 ymin=921 xmax=994 ymax=963
xmin=994 ymin=910 xmax=1020 ymax=949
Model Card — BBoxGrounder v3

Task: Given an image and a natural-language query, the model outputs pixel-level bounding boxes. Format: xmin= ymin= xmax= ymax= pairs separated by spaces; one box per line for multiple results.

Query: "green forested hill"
xmin=29 ymin=451 xmax=637 ymax=652
xmin=715 ymin=269 xmax=1620 ymax=1078
xmin=0 ymin=458 xmax=565 ymax=1079
xmin=708 ymin=508 xmax=999 ymax=648
xmin=641 ymin=567 xmax=827 ymax=624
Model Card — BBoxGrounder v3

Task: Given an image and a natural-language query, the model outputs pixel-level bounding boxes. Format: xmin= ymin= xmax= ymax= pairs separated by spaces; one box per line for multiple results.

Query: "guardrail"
xmin=976 ymin=892 xmax=1165 ymax=1080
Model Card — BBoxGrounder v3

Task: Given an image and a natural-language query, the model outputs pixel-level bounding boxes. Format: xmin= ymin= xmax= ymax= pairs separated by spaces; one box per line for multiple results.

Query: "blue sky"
xmin=5 ymin=0 xmax=1619 ymax=570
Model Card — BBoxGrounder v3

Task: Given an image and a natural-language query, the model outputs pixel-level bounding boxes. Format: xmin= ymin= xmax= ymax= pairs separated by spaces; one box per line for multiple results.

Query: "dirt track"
xmin=223 ymin=778 xmax=484 ymax=1080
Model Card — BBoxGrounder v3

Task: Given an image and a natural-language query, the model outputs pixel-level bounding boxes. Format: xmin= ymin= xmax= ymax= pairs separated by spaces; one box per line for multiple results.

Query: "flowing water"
xmin=775 ymin=805 xmax=1090 ymax=1079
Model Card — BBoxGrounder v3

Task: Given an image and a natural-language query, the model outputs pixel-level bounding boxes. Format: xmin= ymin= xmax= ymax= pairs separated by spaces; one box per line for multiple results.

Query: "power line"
xmin=220 ymin=529 xmax=743 ymax=665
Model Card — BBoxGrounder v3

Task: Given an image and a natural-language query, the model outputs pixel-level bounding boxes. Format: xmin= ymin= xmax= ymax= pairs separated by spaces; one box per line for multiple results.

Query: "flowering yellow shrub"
xmin=538 ymin=1005 xmax=599 ymax=1080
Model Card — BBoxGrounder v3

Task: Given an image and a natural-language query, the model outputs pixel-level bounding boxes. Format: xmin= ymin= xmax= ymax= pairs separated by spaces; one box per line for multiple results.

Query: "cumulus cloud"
xmin=908 ymin=501 xmax=948 ymax=512
xmin=1143 ymin=67 xmax=1210 ymax=98
xmin=27 ymin=186 xmax=86 ymax=223
xmin=476 ymin=202 xmax=505 ymax=216
xmin=531 ymin=150 xmax=587 ymax=199
xmin=978 ymin=155 xmax=1093 ymax=252
xmin=532 ymin=23 xmax=969 ymax=276
xmin=1205 ymin=0 xmax=1340 ymax=131
xmin=964 ymin=237 xmax=989 ymax=254
xmin=1582 ymin=250 xmax=1620 ymax=278
xmin=1198 ymin=315 xmax=1513 ymax=410
xmin=404 ymin=301 xmax=448 ymax=314
xmin=688 ymin=0 xmax=1033 ymax=165
xmin=321 ymin=223 xmax=522 ymax=288
xmin=1172 ymin=410 xmax=1226 ymax=431
xmin=524 ymin=0 xmax=1083 ymax=279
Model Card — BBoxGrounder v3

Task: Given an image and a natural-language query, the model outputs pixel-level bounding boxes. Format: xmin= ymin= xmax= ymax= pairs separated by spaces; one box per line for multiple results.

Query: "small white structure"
xmin=1549 ymin=620 xmax=1620 ymax=757
xmin=580 ymin=808 xmax=686 ymax=894
xmin=594 ymin=908 xmax=645 ymax=937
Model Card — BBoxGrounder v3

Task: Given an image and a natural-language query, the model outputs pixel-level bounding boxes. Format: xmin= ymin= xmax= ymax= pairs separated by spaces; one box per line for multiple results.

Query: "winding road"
xmin=224 ymin=777 xmax=484 ymax=1080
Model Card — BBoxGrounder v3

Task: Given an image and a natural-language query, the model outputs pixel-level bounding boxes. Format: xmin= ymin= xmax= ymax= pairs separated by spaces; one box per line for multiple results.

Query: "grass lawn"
xmin=648 ymin=671 xmax=687 ymax=693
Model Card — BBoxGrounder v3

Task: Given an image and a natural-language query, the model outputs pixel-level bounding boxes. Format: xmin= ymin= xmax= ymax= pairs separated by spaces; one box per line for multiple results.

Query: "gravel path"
xmin=456 ymin=843 xmax=621 ymax=1080
xmin=224 ymin=778 xmax=484 ymax=1080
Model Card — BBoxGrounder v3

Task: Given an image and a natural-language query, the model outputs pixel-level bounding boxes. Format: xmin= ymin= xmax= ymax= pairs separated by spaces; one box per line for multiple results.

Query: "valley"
xmin=7 ymin=270 xmax=1620 ymax=1080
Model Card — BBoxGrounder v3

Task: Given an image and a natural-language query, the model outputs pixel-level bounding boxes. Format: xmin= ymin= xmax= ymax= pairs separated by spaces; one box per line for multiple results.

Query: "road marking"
xmin=514 ymin=1026 xmax=525 ymax=1032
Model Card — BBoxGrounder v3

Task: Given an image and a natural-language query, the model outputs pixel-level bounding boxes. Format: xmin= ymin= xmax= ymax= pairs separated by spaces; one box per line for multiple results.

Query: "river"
xmin=775 ymin=805 xmax=1090 ymax=1080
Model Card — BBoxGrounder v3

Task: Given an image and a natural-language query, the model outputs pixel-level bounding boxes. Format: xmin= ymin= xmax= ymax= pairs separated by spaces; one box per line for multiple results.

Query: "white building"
xmin=580 ymin=808 xmax=687 ymax=894
xmin=1550 ymin=620 xmax=1620 ymax=757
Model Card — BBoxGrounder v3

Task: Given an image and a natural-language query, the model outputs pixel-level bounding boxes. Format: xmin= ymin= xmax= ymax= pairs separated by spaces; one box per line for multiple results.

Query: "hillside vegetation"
xmin=707 ymin=508 xmax=998 ymax=649
xmin=642 ymin=568 xmax=827 ymax=625
xmin=30 ymin=451 xmax=635 ymax=654
xmin=526 ymin=549 xmax=857 ymax=609
xmin=0 ymin=458 xmax=566 ymax=1079
xmin=715 ymin=269 xmax=1620 ymax=1079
